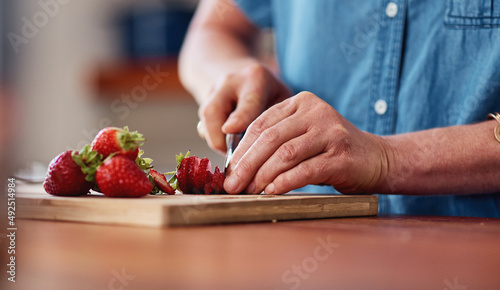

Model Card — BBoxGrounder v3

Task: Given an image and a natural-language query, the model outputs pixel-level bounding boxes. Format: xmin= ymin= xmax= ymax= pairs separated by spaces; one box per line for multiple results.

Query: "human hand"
xmin=197 ymin=63 xmax=291 ymax=154
xmin=223 ymin=91 xmax=390 ymax=195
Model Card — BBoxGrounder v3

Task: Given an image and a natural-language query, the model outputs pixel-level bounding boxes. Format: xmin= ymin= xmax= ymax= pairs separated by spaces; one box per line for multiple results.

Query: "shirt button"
xmin=374 ymin=99 xmax=388 ymax=115
xmin=386 ymin=2 xmax=398 ymax=18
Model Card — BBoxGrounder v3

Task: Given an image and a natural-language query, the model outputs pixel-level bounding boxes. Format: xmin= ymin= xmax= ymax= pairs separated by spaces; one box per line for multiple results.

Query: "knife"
xmin=224 ymin=132 xmax=244 ymax=176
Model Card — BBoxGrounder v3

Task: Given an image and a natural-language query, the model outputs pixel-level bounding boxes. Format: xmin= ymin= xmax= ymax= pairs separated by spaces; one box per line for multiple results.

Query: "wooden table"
xmin=4 ymin=215 xmax=499 ymax=290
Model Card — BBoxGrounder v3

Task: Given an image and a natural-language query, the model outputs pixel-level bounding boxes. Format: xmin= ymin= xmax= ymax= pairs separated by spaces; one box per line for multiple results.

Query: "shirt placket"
xmin=367 ymin=0 xmax=406 ymax=135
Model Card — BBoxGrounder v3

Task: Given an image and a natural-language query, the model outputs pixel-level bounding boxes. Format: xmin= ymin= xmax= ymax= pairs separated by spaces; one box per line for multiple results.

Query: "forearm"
xmin=378 ymin=120 xmax=500 ymax=195
xmin=178 ymin=0 xmax=261 ymax=104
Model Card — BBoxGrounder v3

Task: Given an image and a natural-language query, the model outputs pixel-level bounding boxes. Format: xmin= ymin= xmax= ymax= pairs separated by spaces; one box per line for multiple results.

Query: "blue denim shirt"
xmin=235 ymin=0 xmax=500 ymax=217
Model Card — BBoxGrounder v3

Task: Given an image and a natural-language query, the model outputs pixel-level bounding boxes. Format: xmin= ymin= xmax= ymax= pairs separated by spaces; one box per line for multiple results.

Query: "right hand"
xmin=198 ymin=63 xmax=291 ymax=154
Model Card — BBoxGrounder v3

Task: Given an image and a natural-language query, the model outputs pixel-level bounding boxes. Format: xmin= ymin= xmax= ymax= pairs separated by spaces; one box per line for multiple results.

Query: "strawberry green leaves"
xmin=71 ymin=144 xmax=103 ymax=183
xmin=136 ymin=150 xmax=153 ymax=170
xmin=117 ymin=126 xmax=145 ymax=151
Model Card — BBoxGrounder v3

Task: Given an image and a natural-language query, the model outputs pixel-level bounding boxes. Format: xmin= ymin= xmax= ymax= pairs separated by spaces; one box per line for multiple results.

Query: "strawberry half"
xmin=96 ymin=155 xmax=152 ymax=197
xmin=91 ymin=126 xmax=145 ymax=160
xmin=149 ymin=168 xmax=175 ymax=195
xmin=43 ymin=146 xmax=103 ymax=196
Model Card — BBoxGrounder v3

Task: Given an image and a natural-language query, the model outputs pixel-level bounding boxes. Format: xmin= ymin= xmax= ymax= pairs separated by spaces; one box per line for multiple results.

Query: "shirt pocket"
xmin=444 ymin=0 xmax=500 ymax=28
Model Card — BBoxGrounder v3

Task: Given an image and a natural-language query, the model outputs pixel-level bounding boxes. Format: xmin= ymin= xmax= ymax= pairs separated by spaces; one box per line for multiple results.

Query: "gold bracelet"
xmin=488 ymin=113 xmax=500 ymax=143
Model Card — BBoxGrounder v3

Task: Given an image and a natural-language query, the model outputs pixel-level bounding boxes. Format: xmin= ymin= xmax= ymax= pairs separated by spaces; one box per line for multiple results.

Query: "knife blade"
xmin=224 ymin=132 xmax=244 ymax=176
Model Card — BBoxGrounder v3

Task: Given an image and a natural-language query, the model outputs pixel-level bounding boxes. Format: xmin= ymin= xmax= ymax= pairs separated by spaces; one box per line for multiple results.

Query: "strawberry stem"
xmin=72 ymin=144 xmax=104 ymax=183
xmin=118 ymin=126 xmax=145 ymax=151
xmin=135 ymin=149 xmax=153 ymax=170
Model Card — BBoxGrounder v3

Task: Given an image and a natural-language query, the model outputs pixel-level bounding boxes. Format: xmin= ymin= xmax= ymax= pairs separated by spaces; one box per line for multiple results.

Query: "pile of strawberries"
xmin=43 ymin=126 xmax=226 ymax=198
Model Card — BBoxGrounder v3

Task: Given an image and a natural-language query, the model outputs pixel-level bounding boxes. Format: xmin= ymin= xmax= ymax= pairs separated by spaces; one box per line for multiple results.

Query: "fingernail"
xmin=246 ymin=182 xmax=256 ymax=194
xmin=224 ymin=174 xmax=239 ymax=193
xmin=265 ymin=183 xmax=275 ymax=195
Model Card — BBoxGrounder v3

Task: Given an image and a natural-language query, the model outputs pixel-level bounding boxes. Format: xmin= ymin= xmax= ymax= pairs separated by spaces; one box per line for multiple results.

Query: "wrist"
xmin=366 ymin=133 xmax=394 ymax=194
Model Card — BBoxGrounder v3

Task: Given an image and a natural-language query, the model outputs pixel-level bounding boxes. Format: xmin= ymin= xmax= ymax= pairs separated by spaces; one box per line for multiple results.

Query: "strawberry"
xmin=194 ymin=158 xmax=212 ymax=193
xmin=175 ymin=152 xmax=226 ymax=194
xmin=175 ymin=155 xmax=191 ymax=194
xmin=204 ymin=166 xmax=225 ymax=194
xmin=96 ymin=155 xmax=152 ymax=197
xmin=212 ymin=166 xmax=225 ymax=193
xmin=91 ymin=126 xmax=145 ymax=160
xmin=149 ymin=168 xmax=175 ymax=195
xmin=43 ymin=145 xmax=103 ymax=196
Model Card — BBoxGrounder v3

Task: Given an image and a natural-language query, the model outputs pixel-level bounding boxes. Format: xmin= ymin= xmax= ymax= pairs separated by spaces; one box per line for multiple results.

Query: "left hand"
xmin=223 ymin=91 xmax=390 ymax=195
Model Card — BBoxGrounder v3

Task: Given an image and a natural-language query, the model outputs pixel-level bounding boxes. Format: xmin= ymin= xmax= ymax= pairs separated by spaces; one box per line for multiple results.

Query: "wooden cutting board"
xmin=17 ymin=184 xmax=378 ymax=227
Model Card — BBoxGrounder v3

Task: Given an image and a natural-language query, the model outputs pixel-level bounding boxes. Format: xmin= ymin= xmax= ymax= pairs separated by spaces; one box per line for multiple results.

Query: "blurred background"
xmin=1 ymin=0 xmax=227 ymax=178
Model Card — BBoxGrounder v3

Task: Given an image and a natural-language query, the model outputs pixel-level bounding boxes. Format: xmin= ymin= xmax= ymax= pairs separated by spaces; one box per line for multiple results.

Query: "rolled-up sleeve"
xmin=235 ymin=0 xmax=273 ymax=28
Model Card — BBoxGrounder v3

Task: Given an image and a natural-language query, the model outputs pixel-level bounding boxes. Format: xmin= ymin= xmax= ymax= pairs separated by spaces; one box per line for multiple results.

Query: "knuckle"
xmin=276 ymin=173 xmax=292 ymax=191
xmin=253 ymin=171 xmax=271 ymax=191
xmin=241 ymin=94 xmax=262 ymax=109
xmin=278 ymin=142 xmax=299 ymax=163
xmin=300 ymin=162 xmax=315 ymax=181
xmin=259 ymin=128 xmax=280 ymax=145
xmin=243 ymin=64 xmax=267 ymax=79
xmin=199 ymin=102 xmax=220 ymax=120
xmin=296 ymin=91 xmax=314 ymax=101
xmin=236 ymin=157 xmax=254 ymax=176
xmin=219 ymin=73 xmax=236 ymax=86
xmin=249 ymin=118 xmax=269 ymax=135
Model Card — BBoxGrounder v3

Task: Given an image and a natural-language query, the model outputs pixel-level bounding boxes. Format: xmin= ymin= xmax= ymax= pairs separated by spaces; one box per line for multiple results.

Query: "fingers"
xmin=222 ymin=64 xmax=281 ymax=134
xmin=198 ymin=86 xmax=235 ymax=154
xmin=230 ymin=98 xmax=297 ymax=166
xmin=264 ymin=154 xmax=335 ymax=195
xmin=224 ymin=92 xmax=349 ymax=195
xmin=248 ymin=130 xmax=327 ymax=194
xmin=222 ymin=91 xmax=265 ymax=134
xmin=222 ymin=90 xmax=385 ymax=196
xmin=199 ymin=64 xmax=287 ymax=153
xmin=224 ymin=98 xmax=303 ymax=194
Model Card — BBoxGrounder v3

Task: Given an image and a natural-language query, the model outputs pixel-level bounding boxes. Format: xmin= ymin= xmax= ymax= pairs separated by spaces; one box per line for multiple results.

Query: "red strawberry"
xmin=149 ymin=168 xmax=175 ymax=195
xmin=96 ymin=155 xmax=152 ymax=197
xmin=91 ymin=126 xmax=145 ymax=160
xmin=176 ymin=156 xmax=193 ymax=194
xmin=175 ymin=153 xmax=226 ymax=194
xmin=43 ymin=146 xmax=102 ymax=196
xmin=185 ymin=156 xmax=206 ymax=194
xmin=205 ymin=167 xmax=224 ymax=194
xmin=194 ymin=158 xmax=211 ymax=193
xmin=212 ymin=166 xmax=225 ymax=193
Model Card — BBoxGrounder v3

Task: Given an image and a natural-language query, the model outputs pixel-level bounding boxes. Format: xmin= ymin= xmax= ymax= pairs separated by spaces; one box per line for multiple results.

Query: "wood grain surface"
xmin=17 ymin=184 xmax=378 ymax=226
xmin=3 ymin=216 xmax=499 ymax=290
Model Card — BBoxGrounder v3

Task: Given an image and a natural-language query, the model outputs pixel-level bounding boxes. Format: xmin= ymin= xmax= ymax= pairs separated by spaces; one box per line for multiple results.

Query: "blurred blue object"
xmin=120 ymin=6 xmax=193 ymax=59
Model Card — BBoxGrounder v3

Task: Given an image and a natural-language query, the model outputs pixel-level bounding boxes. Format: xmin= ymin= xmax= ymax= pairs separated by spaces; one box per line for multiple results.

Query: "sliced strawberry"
xmin=194 ymin=158 xmax=211 ymax=193
xmin=91 ymin=126 xmax=145 ymax=160
xmin=149 ymin=168 xmax=175 ymax=195
xmin=213 ymin=166 xmax=225 ymax=193
xmin=186 ymin=156 xmax=200 ymax=193
xmin=96 ymin=155 xmax=152 ymax=198
xmin=176 ymin=156 xmax=190 ymax=194
xmin=204 ymin=182 xmax=213 ymax=195
xmin=175 ymin=153 xmax=226 ymax=194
